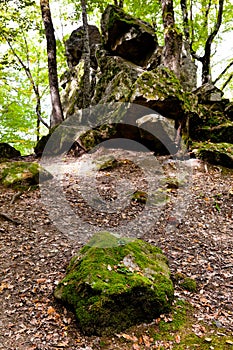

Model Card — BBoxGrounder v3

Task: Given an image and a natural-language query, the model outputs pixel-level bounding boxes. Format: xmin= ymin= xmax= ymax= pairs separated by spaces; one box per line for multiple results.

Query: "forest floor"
xmin=0 ymin=148 xmax=233 ymax=350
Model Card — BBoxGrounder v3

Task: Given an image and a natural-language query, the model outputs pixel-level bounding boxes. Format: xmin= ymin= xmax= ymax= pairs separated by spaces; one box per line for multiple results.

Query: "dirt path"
xmin=0 ymin=150 xmax=232 ymax=349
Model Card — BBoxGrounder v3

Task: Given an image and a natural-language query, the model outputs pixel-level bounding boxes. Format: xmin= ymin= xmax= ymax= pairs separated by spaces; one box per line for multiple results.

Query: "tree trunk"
xmin=81 ymin=0 xmax=91 ymax=109
xmin=40 ymin=0 xmax=64 ymax=128
xmin=190 ymin=0 xmax=224 ymax=84
xmin=161 ymin=0 xmax=182 ymax=78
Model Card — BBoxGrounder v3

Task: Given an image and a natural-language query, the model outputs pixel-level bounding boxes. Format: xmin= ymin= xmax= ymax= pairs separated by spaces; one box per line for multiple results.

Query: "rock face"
xmin=101 ymin=5 xmax=157 ymax=67
xmin=59 ymin=5 xmax=233 ymax=167
xmin=65 ymin=25 xmax=101 ymax=69
xmin=54 ymin=231 xmax=174 ymax=336
xmin=0 ymin=143 xmax=21 ymax=159
xmin=189 ymin=90 xmax=233 ymax=168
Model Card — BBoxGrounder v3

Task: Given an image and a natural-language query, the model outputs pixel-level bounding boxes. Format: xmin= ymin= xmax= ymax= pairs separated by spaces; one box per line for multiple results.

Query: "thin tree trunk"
xmin=81 ymin=0 xmax=91 ymax=109
xmin=190 ymin=0 xmax=224 ymax=84
xmin=40 ymin=0 xmax=64 ymax=127
xmin=161 ymin=0 xmax=182 ymax=78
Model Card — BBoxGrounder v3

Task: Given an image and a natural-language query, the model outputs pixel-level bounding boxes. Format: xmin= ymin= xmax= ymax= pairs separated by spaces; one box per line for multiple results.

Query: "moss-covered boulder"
xmin=192 ymin=142 xmax=233 ymax=168
xmin=130 ymin=67 xmax=195 ymax=123
xmin=0 ymin=143 xmax=21 ymax=159
xmin=54 ymin=231 xmax=174 ymax=336
xmin=0 ymin=161 xmax=52 ymax=189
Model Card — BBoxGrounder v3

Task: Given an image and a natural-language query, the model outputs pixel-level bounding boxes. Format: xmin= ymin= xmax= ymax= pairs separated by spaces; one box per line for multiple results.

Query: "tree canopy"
xmin=0 ymin=0 xmax=232 ymax=154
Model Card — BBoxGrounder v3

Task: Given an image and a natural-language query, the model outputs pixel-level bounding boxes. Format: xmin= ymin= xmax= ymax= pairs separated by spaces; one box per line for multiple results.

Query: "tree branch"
xmin=0 ymin=212 xmax=21 ymax=225
xmin=221 ymin=73 xmax=233 ymax=90
xmin=213 ymin=60 xmax=233 ymax=84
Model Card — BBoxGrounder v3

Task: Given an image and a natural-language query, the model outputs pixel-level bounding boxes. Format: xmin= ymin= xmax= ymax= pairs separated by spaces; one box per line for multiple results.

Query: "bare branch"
xmin=221 ymin=73 xmax=233 ymax=90
xmin=213 ymin=60 xmax=233 ymax=84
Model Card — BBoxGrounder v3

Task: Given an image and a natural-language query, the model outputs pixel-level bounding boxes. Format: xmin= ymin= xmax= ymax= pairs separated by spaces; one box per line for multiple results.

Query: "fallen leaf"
xmin=0 ymin=282 xmax=9 ymax=293
xmin=175 ymin=334 xmax=181 ymax=343
xmin=205 ymin=337 xmax=212 ymax=343
xmin=121 ymin=333 xmax=138 ymax=342
xmin=47 ymin=306 xmax=56 ymax=315
xmin=36 ymin=278 xmax=46 ymax=284
xmin=142 ymin=334 xmax=151 ymax=347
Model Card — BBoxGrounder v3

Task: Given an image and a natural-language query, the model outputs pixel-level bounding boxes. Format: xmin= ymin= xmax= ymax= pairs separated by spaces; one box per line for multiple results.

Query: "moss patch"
xmin=54 ymin=232 xmax=174 ymax=336
xmin=0 ymin=161 xmax=51 ymax=190
xmin=98 ymin=299 xmax=233 ymax=349
xmin=94 ymin=155 xmax=118 ymax=170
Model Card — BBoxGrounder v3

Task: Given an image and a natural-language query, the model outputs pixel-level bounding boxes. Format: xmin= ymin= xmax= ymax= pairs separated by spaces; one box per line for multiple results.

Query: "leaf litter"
xmin=0 ymin=151 xmax=232 ymax=349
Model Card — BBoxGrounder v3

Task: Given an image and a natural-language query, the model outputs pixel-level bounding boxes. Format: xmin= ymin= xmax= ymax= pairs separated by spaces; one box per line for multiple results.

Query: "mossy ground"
xmin=97 ymin=299 xmax=233 ymax=349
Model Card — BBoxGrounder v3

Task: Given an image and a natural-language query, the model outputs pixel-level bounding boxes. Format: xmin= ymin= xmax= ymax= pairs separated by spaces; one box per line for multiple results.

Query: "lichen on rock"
xmin=54 ymin=231 xmax=174 ymax=336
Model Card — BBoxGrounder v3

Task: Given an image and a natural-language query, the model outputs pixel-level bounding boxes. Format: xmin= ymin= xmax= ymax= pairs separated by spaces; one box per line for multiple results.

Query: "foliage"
xmin=0 ymin=0 xmax=233 ymax=155
xmin=0 ymin=0 xmax=49 ymax=154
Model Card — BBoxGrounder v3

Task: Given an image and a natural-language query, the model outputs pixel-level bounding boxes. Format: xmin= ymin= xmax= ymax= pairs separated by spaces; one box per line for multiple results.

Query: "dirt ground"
xmin=0 ymin=150 xmax=232 ymax=349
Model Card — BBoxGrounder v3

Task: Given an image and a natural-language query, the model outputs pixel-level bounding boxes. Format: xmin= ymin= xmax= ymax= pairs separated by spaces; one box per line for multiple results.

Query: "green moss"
xmin=141 ymin=299 xmax=233 ymax=349
xmin=54 ymin=232 xmax=174 ymax=335
xmin=0 ymin=161 xmax=41 ymax=189
xmin=131 ymin=190 xmax=147 ymax=204
xmin=173 ymin=273 xmax=197 ymax=293
xmin=180 ymin=278 xmax=197 ymax=292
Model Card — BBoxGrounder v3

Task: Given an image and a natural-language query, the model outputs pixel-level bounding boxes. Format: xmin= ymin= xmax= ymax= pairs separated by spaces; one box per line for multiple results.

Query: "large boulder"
xmin=54 ymin=231 xmax=174 ymax=336
xmin=101 ymin=5 xmax=157 ymax=67
xmin=0 ymin=143 xmax=21 ymax=159
xmin=193 ymin=83 xmax=224 ymax=103
xmin=130 ymin=67 xmax=190 ymax=121
xmin=79 ymin=103 xmax=178 ymax=154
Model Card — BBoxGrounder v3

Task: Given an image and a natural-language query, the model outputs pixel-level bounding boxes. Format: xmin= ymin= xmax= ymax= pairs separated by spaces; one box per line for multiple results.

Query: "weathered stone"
xmin=0 ymin=143 xmax=21 ymax=159
xmin=60 ymin=64 xmax=85 ymax=118
xmin=101 ymin=5 xmax=157 ymax=67
xmin=34 ymin=134 xmax=51 ymax=156
xmin=192 ymin=142 xmax=233 ymax=168
xmin=136 ymin=114 xmax=177 ymax=155
xmin=54 ymin=231 xmax=174 ymax=336
xmin=94 ymin=155 xmax=118 ymax=170
xmin=130 ymin=67 xmax=188 ymax=121
xmin=147 ymin=46 xmax=163 ymax=71
xmin=34 ymin=125 xmax=78 ymax=157
xmin=180 ymin=55 xmax=197 ymax=92
xmin=193 ymin=83 xmax=224 ymax=103
xmin=65 ymin=25 xmax=101 ymax=69
xmin=79 ymin=104 xmax=178 ymax=154
xmin=0 ymin=161 xmax=52 ymax=189
xmin=92 ymin=48 xmax=143 ymax=105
